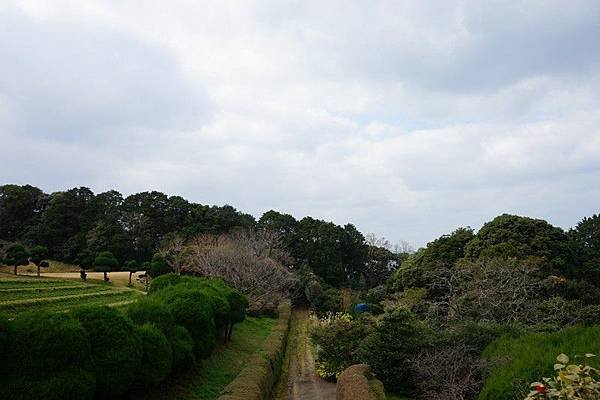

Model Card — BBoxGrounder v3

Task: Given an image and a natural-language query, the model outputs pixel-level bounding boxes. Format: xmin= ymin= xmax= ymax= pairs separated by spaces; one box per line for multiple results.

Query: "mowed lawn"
xmin=0 ymin=273 xmax=144 ymax=317
xmin=134 ymin=316 xmax=276 ymax=400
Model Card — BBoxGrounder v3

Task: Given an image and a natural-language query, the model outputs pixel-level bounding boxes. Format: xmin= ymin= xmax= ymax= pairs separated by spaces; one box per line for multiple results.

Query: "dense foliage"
xmin=0 ymin=184 xmax=407 ymax=289
xmin=0 ymin=275 xmax=247 ymax=400
xmin=311 ymin=212 xmax=600 ymax=400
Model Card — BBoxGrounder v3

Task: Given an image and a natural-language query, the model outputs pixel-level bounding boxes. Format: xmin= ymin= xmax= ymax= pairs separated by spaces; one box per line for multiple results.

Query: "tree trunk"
xmin=37 ymin=265 xmax=40 ymax=277
xmin=104 ymin=271 xmax=108 ymax=283
xmin=14 ymin=265 xmax=17 ymax=275
xmin=128 ymin=271 xmax=132 ymax=285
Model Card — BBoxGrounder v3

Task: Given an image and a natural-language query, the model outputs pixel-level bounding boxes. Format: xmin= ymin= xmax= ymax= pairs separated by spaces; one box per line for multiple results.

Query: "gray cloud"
xmin=1 ymin=1 xmax=599 ymax=247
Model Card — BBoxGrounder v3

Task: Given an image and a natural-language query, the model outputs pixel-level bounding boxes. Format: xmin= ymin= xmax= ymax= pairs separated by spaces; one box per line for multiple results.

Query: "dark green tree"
xmin=569 ymin=214 xmax=600 ymax=286
xmin=391 ymin=227 xmax=474 ymax=291
xmin=148 ymin=253 xmax=171 ymax=278
xmin=93 ymin=251 xmax=118 ymax=283
xmin=123 ymin=260 xmax=140 ymax=286
xmin=464 ymin=214 xmax=570 ymax=274
xmin=29 ymin=245 xmax=49 ymax=277
xmin=0 ymin=184 xmax=47 ymax=241
xmin=4 ymin=244 xmax=30 ymax=275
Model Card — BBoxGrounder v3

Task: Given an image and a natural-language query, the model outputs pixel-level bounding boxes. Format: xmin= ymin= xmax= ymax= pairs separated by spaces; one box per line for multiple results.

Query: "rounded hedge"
xmin=152 ymin=285 xmax=217 ymax=358
xmin=72 ymin=306 xmax=143 ymax=399
xmin=170 ymin=325 xmax=195 ymax=370
xmin=136 ymin=323 xmax=173 ymax=386
xmin=127 ymin=297 xmax=177 ymax=335
xmin=0 ymin=310 xmax=95 ymax=400
xmin=148 ymin=272 xmax=181 ymax=293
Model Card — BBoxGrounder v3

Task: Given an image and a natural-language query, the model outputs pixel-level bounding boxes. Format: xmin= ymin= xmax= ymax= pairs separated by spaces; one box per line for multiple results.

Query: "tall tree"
xmin=0 ymin=184 xmax=47 ymax=241
xmin=464 ymin=214 xmax=570 ymax=274
xmin=29 ymin=245 xmax=49 ymax=277
xmin=4 ymin=244 xmax=30 ymax=275
xmin=569 ymin=214 xmax=600 ymax=286
xmin=94 ymin=251 xmax=118 ymax=283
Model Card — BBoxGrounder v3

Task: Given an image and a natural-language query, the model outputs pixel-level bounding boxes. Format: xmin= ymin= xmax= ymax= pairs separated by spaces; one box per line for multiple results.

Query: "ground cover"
xmin=0 ymin=274 xmax=143 ymax=317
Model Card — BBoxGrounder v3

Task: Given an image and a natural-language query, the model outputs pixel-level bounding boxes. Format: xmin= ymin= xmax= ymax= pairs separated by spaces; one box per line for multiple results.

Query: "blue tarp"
xmin=354 ymin=303 xmax=369 ymax=313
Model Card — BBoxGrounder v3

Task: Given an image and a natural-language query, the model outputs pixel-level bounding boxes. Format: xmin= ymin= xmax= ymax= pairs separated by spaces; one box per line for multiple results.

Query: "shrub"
xmin=72 ymin=306 xmax=143 ymax=399
xmin=152 ymin=285 xmax=216 ymax=357
xmin=479 ymin=326 xmax=600 ymax=400
xmin=136 ymin=323 xmax=173 ymax=386
xmin=148 ymin=272 xmax=182 ymax=293
xmin=0 ymin=310 xmax=95 ymax=400
xmin=524 ymin=353 xmax=600 ymax=399
xmin=358 ymin=307 xmax=427 ymax=394
xmin=311 ymin=314 xmax=373 ymax=380
xmin=148 ymin=253 xmax=171 ymax=278
xmin=170 ymin=325 xmax=195 ymax=370
xmin=126 ymin=296 xmax=194 ymax=370
xmin=577 ymin=305 xmax=600 ymax=326
xmin=127 ymin=297 xmax=177 ymax=335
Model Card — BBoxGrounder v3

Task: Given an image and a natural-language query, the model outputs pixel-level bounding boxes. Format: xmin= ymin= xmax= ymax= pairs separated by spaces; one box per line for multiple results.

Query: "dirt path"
xmin=275 ymin=308 xmax=336 ymax=400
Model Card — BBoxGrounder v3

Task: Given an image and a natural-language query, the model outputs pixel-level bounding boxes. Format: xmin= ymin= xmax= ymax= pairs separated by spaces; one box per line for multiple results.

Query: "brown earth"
xmin=274 ymin=308 xmax=336 ymax=400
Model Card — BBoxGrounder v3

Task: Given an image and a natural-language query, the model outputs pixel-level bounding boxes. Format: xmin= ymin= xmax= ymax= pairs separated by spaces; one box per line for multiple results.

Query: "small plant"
xmin=525 ymin=353 xmax=600 ymax=399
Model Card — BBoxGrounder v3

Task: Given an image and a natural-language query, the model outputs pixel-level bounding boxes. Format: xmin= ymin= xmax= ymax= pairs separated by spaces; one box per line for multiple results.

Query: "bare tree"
xmin=426 ymin=258 xmax=546 ymax=324
xmin=183 ymin=230 xmax=296 ymax=313
xmin=159 ymin=235 xmax=188 ymax=275
xmin=411 ymin=345 xmax=488 ymax=400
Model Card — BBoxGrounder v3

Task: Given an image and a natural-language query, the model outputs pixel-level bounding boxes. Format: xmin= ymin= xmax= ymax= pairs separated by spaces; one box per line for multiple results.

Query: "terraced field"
xmin=0 ymin=275 xmax=144 ymax=317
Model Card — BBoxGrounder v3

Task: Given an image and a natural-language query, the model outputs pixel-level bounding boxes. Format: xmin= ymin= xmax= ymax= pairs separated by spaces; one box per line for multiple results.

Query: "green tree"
xmin=391 ymin=227 xmax=474 ymax=291
xmin=4 ymin=244 xmax=30 ymax=275
xmin=465 ymin=214 xmax=570 ymax=268
xmin=29 ymin=245 xmax=49 ymax=277
xmin=569 ymin=214 xmax=600 ymax=287
xmin=0 ymin=184 xmax=47 ymax=241
xmin=123 ymin=260 xmax=140 ymax=286
xmin=148 ymin=253 xmax=171 ymax=278
xmin=93 ymin=251 xmax=118 ymax=283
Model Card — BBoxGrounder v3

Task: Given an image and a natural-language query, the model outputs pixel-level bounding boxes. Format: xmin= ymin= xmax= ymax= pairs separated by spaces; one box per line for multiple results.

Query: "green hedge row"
xmin=0 ymin=274 xmax=248 ymax=400
xmin=217 ymin=300 xmax=292 ymax=400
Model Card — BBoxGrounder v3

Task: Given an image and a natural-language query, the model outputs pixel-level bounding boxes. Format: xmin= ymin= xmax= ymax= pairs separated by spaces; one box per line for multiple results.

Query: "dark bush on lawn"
xmin=479 ymin=326 xmax=600 ymax=400
xmin=136 ymin=323 xmax=173 ymax=386
xmin=127 ymin=296 xmax=177 ymax=335
xmin=170 ymin=325 xmax=195 ymax=369
xmin=126 ymin=296 xmax=194 ymax=369
xmin=152 ymin=285 xmax=217 ymax=357
xmin=0 ymin=310 xmax=95 ymax=400
xmin=150 ymin=274 xmax=248 ymax=340
xmin=148 ymin=272 xmax=182 ymax=293
xmin=73 ymin=306 xmax=143 ymax=399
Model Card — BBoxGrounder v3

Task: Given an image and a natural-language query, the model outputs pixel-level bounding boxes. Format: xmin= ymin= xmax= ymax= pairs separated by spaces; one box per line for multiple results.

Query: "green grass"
xmin=0 ymin=276 xmax=143 ymax=317
xmin=386 ymin=394 xmax=411 ymax=400
xmin=133 ymin=316 xmax=276 ymax=400
xmin=479 ymin=326 xmax=600 ymax=400
xmin=0 ymin=285 xmax=112 ymax=301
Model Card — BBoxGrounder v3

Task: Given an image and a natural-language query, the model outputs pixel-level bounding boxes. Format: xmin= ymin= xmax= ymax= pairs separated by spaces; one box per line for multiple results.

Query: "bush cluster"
xmin=0 ymin=274 xmax=248 ymax=400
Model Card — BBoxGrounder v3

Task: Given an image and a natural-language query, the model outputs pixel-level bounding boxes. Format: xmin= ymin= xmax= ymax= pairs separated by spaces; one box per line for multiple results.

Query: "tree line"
xmin=0 ymin=184 xmax=406 ymax=289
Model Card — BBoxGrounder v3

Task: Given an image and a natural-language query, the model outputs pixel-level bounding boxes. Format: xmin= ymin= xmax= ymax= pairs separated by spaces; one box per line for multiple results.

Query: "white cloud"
xmin=1 ymin=0 xmax=600 ymax=247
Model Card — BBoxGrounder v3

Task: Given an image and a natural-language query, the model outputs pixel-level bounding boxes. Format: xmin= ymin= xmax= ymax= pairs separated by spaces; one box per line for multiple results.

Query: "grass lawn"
xmin=0 ymin=272 xmax=143 ymax=317
xmin=134 ymin=316 xmax=276 ymax=400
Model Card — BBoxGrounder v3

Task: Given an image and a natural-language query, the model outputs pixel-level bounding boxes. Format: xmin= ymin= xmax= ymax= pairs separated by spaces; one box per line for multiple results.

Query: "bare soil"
xmin=274 ymin=308 xmax=336 ymax=400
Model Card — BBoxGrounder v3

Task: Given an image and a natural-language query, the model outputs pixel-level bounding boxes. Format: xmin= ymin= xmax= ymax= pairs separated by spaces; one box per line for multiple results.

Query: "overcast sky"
xmin=1 ymin=1 xmax=600 ymax=247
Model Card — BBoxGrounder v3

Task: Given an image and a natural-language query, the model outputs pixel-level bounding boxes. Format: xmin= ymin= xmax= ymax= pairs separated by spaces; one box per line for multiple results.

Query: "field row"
xmin=0 ymin=277 xmax=143 ymax=317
